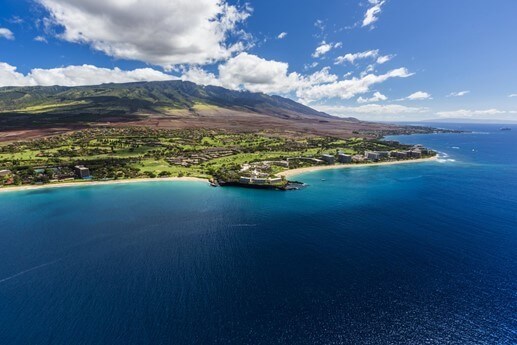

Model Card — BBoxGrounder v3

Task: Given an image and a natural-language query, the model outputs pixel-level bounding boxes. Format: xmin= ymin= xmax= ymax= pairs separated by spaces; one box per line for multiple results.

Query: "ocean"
xmin=0 ymin=123 xmax=515 ymax=344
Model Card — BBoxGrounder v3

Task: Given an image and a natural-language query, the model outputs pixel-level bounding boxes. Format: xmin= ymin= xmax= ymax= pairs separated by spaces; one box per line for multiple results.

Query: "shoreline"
xmin=0 ymin=176 xmax=208 ymax=194
xmin=0 ymin=157 xmax=438 ymax=194
xmin=277 ymin=156 xmax=438 ymax=179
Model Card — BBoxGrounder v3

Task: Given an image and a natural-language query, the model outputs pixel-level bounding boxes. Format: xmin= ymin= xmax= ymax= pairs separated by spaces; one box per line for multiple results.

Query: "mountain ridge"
xmin=0 ymin=80 xmax=430 ymax=142
xmin=0 ymin=80 xmax=341 ymax=120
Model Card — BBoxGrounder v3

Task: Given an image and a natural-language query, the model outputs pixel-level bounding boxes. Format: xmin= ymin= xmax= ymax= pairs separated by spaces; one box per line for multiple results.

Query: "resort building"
xmin=365 ymin=151 xmax=380 ymax=161
xmin=322 ymin=154 xmax=335 ymax=164
xmin=412 ymin=145 xmax=429 ymax=155
xmin=74 ymin=165 xmax=91 ymax=179
xmin=352 ymin=155 xmax=366 ymax=163
xmin=239 ymin=176 xmax=283 ymax=185
xmin=408 ymin=149 xmax=422 ymax=158
xmin=378 ymin=151 xmax=390 ymax=158
xmin=239 ymin=177 xmax=252 ymax=184
xmin=391 ymin=151 xmax=408 ymax=159
xmin=0 ymin=169 xmax=12 ymax=177
xmin=337 ymin=152 xmax=352 ymax=163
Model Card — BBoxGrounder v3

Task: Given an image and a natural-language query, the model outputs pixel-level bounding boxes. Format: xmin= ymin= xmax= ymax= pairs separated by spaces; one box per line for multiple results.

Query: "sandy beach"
xmin=0 ymin=176 xmax=208 ymax=194
xmin=0 ymin=157 xmax=438 ymax=193
xmin=277 ymin=156 xmax=438 ymax=179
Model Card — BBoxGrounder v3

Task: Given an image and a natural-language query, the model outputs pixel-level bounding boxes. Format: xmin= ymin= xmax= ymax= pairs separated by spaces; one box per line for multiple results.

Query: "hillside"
xmin=0 ymin=81 xmax=427 ymax=142
xmin=0 ymin=81 xmax=333 ymax=119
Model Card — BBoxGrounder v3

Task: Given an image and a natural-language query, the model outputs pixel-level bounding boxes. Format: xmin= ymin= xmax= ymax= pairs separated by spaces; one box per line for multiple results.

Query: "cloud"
xmin=297 ymin=67 xmax=413 ymax=103
xmin=405 ymin=91 xmax=432 ymax=100
xmin=0 ymin=28 xmax=15 ymax=40
xmin=376 ymin=54 xmax=394 ymax=64
xmin=315 ymin=104 xmax=427 ymax=118
xmin=312 ymin=41 xmax=341 ymax=58
xmin=181 ymin=53 xmax=410 ymax=103
xmin=436 ymin=109 xmax=508 ymax=118
xmin=37 ymin=0 xmax=252 ymax=68
xmin=335 ymin=50 xmax=393 ymax=66
xmin=314 ymin=19 xmax=326 ymax=37
xmin=304 ymin=62 xmax=319 ymax=70
xmin=509 ymin=94 xmax=517 ymax=98
xmin=335 ymin=50 xmax=379 ymax=65
xmin=7 ymin=16 xmax=24 ymax=24
xmin=180 ymin=66 xmax=221 ymax=87
xmin=357 ymin=91 xmax=387 ymax=103
xmin=362 ymin=0 xmax=386 ymax=28
xmin=1 ymin=53 xmax=414 ymax=107
xmin=34 ymin=36 xmax=48 ymax=43
xmin=447 ymin=90 xmax=470 ymax=97
xmin=216 ymin=52 xmax=303 ymax=93
xmin=277 ymin=32 xmax=288 ymax=39
xmin=0 ymin=62 xmax=175 ymax=87
xmin=0 ymin=63 xmax=30 ymax=86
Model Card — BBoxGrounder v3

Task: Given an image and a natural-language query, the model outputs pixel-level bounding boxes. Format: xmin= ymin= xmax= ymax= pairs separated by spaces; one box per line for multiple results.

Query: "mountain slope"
xmin=0 ymin=80 xmax=427 ymax=142
xmin=0 ymin=80 xmax=333 ymax=119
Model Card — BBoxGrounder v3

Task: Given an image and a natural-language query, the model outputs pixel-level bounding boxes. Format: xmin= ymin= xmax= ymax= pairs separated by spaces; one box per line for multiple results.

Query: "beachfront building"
xmin=0 ymin=169 xmax=12 ymax=177
xmin=408 ymin=149 xmax=422 ymax=158
xmin=391 ymin=151 xmax=408 ymax=159
xmin=352 ymin=155 xmax=366 ymax=163
xmin=74 ymin=165 xmax=91 ymax=179
xmin=264 ymin=160 xmax=289 ymax=168
xmin=337 ymin=152 xmax=352 ymax=163
xmin=378 ymin=151 xmax=390 ymax=159
xmin=365 ymin=151 xmax=380 ymax=161
xmin=322 ymin=154 xmax=335 ymax=164
xmin=239 ymin=177 xmax=253 ymax=184
xmin=239 ymin=176 xmax=283 ymax=185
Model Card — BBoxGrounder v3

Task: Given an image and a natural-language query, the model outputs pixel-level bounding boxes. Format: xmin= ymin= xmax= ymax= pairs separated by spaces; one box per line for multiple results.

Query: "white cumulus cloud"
xmin=277 ymin=32 xmax=288 ymax=39
xmin=376 ymin=54 xmax=394 ymax=64
xmin=0 ymin=62 xmax=175 ymax=87
xmin=357 ymin=91 xmax=387 ymax=103
xmin=180 ymin=66 xmax=221 ymax=87
xmin=312 ymin=41 xmax=341 ymax=58
xmin=362 ymin=0 xmax=386 ymax=28
xmin=297 ymin=68 xmax=413 ymax=103
xmin=180 ymin=54 xmax=411 ymax=104
xmin=218 ymin=52 xmax=299 ymax=93
xmin=34 ymin=35 xmax=48 ymax=43
xmin=405 ymin=91 xmax=432 ymax=100
xmin=335 ymin=50 xmax=379 ymax=65
xmin=0 ymin=28 xmax=15 ymax=40
xmin=447 ymin=90 xmax=470 ymax=97
xmin=37 ymin=0 xmax=252 ymax=68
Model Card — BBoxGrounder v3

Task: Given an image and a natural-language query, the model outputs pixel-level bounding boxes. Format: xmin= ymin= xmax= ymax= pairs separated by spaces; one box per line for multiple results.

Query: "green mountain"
xmin=0 ymin=81 xmax=431 ymax=143
xmin=0 ymin=80 xmax=336 ymax=120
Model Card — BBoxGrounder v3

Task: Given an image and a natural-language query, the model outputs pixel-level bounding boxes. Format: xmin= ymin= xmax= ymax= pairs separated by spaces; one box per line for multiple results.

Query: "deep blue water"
xmin=0 ymin=124 xmax=516 ymax=344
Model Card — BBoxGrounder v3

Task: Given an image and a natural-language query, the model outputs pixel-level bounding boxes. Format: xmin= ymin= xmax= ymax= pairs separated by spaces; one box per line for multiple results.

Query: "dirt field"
xmin=0 ymin=108 xmax=406 ymax=143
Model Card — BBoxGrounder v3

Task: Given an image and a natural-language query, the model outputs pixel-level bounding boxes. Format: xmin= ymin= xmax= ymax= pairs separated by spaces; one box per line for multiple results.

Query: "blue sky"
xmin=1 ymin=0 xmax=516 ymax=121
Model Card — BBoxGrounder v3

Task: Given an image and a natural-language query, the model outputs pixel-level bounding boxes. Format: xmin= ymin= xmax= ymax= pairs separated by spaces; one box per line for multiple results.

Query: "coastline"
xmin=0 ymin=157 xmax=438 ymax=194
xmin=277 ymin=156 xmax=438 ymax=179
xmin=0 ymin=176 xmax=208 ymax=194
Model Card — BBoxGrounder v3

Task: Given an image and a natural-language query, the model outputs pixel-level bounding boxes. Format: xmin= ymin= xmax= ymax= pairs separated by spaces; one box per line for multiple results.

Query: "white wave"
xmin=437 ymin=158 xmax=456 ymax=163
xmin=0 ymin=259 xmax=61 ymax=284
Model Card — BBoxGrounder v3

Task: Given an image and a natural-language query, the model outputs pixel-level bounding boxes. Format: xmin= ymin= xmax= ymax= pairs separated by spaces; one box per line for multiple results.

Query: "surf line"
xmin=0 ymin=259 xmax=62 ymax=284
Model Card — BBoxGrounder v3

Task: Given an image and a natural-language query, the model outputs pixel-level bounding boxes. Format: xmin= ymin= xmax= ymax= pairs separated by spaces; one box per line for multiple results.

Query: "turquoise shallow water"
xmin=0 ymin=124 xmax=516 ymax=344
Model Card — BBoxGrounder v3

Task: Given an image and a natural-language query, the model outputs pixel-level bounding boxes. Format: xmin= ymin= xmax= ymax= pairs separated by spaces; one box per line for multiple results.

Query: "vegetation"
xmin=0 ymin=81 xmax=328 ymax=118
xmin=0 ymin=127 xmax=432 ymax=188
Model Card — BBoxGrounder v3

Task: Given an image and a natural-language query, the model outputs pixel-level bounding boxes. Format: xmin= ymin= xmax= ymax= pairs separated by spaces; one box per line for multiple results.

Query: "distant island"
xmin=0 ymin=81 xmax=448 ymax=191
